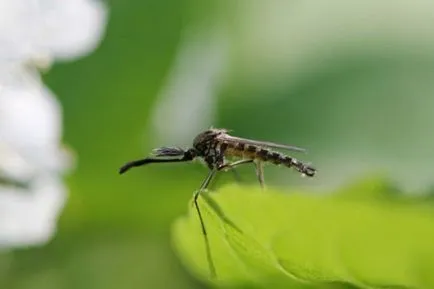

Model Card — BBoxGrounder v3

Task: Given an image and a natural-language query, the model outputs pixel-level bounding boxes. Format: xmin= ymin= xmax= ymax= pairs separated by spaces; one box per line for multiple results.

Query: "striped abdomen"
xmin=221 ymin=142 xmax=316 ymax=177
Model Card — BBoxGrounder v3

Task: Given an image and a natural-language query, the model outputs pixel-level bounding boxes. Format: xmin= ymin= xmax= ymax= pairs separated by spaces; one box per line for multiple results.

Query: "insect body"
xmin=119 ymin=128 xmax=316 ymax=278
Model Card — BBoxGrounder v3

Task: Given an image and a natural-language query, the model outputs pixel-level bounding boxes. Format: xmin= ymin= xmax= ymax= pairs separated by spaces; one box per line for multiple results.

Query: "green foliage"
xmin=173 ymin=179 xmax=434 ymax=289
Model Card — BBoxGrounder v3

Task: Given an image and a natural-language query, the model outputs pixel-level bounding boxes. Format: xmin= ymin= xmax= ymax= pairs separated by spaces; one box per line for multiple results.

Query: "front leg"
xmin=192 ymin=169 xmax=218 ymax=278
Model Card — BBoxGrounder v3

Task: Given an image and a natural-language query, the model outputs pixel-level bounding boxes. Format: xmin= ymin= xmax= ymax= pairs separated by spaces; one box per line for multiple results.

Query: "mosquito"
xmin=119 ymin=128 xmax=316 ymax=278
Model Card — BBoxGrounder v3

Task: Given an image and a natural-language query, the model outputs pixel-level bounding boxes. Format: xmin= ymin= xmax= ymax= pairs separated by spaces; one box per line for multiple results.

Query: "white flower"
xmin=0 ymin=67 xmax=71 ymax=248
xmin=0 ymin=176 xmax=67 ymax=248
xmin=0 ymin=0 xmax=108 ymax=66
xmin=0 ymin=0 xmax=107 ymax=248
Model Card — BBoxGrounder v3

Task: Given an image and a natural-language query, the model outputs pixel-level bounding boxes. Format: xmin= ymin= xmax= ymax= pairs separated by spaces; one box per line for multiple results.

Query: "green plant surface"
xmin=172 ymin=179 xmax=434 ymax=289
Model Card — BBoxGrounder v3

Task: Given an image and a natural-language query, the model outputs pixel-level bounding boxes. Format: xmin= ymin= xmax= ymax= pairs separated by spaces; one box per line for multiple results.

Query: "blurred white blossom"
xmin=0 ymin=0 xmax=107 ymax=248
xmin=0 ymin=0 xmax=107 ymax=66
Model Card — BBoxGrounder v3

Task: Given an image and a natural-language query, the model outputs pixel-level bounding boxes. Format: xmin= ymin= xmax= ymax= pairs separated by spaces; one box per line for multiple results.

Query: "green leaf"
xmin=172 ymin=180 xmax=434 ymax=288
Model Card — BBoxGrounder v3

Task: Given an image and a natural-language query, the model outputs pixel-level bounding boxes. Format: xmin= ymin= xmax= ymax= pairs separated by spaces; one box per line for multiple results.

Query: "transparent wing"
xmin=218 ymin=134 xmax=307 ymax=153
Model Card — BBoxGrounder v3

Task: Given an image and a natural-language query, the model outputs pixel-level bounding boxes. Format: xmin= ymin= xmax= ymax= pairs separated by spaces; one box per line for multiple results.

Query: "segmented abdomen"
xmin=221 ymin=141 xmax=316 ymax=177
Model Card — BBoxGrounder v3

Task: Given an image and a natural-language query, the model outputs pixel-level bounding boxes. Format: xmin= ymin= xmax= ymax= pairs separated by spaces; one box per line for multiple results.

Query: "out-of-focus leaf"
xmin=172 ymin=180 xmax=434 ymax=288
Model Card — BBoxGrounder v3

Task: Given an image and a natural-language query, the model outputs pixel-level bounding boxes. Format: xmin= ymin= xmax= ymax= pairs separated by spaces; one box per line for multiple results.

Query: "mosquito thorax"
xmin=192 ymin=128 xmax=227 ymax=156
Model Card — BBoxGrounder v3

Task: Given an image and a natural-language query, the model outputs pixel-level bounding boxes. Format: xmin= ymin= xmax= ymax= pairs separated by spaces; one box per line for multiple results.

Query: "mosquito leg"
xmin=193 ymin=169 xmax=217 ymax=233
xmin=218 ymin=159 xmax=253 ymax=171
xmin=217 ymin=159 xmax=253 ymax=184
xmin=255 ymin=161 xmax=266 ymax=190
xmin=193 ymin=169 xmax=217 ymax=278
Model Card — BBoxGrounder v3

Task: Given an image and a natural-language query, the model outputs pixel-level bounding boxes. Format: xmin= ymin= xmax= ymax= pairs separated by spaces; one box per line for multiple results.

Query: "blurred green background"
xmin=3 ymin=0 xmax=434 ymax=288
